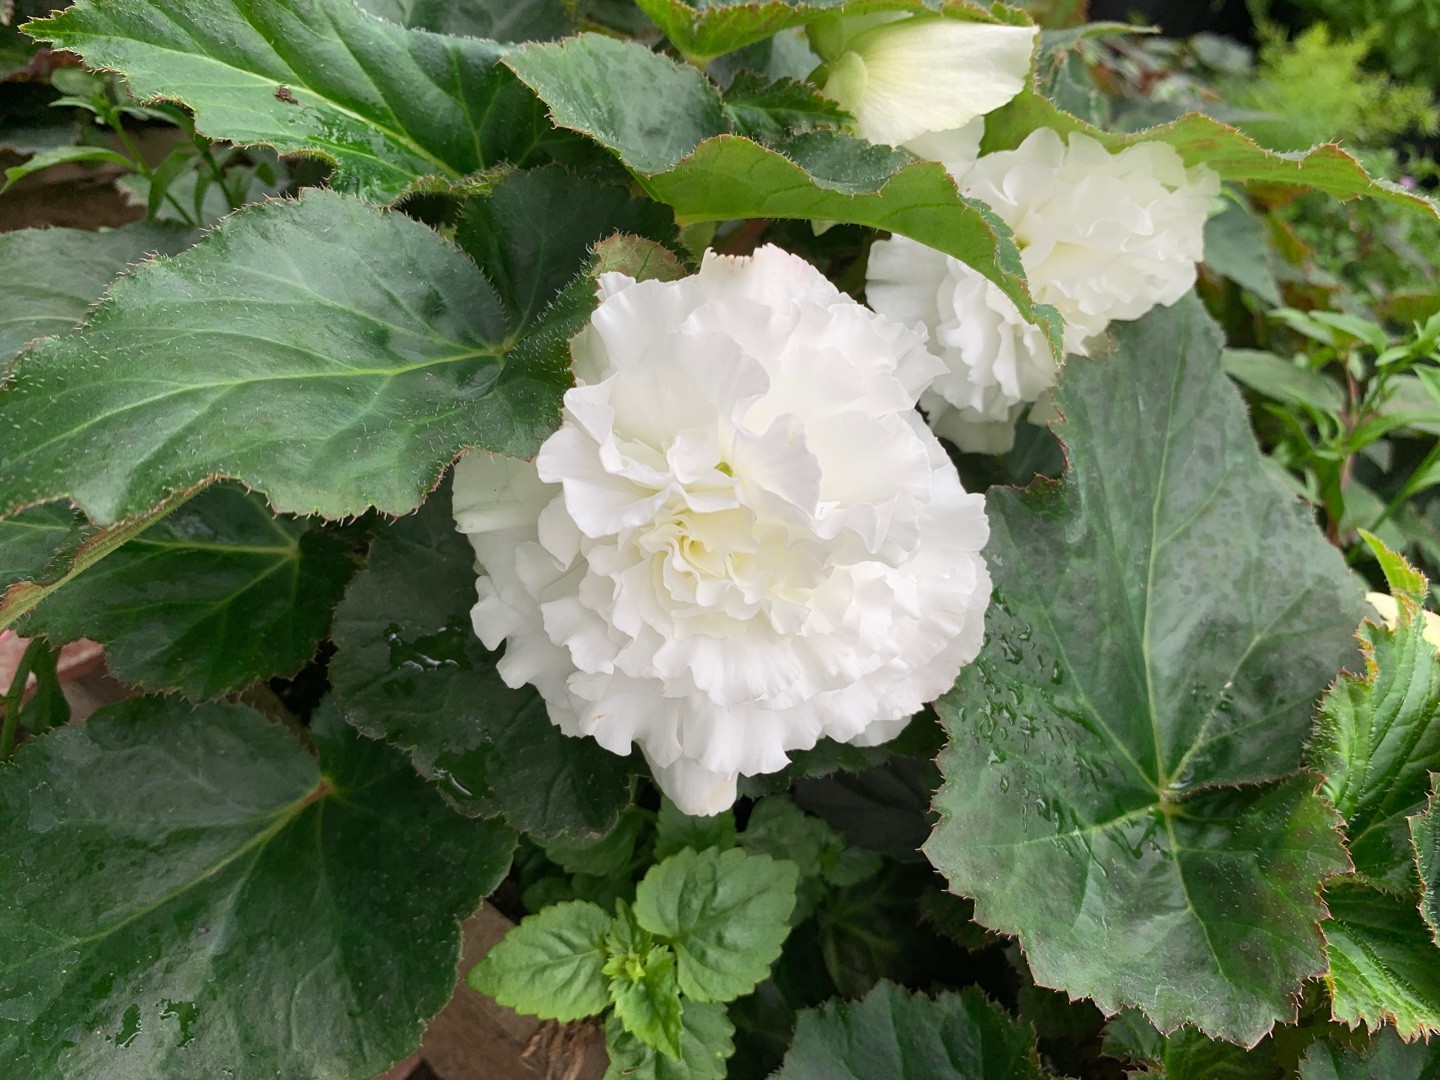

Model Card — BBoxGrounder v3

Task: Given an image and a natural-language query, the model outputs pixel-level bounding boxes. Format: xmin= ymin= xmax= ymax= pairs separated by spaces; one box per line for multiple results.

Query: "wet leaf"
xmin=926 ymin=295 xmax=1359 ymax=1045
xmin=0 ymin=698 xmax=515 ymax=1077
xmin=774 ymin=981 xmax=1042 ymax=1080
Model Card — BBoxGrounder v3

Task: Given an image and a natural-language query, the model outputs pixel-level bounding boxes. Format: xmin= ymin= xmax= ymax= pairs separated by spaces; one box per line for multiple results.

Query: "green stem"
xmin=1 ymin=637 xmax=47 ymax=760
xmin=108 ymin=113 xmax=197 ymax=226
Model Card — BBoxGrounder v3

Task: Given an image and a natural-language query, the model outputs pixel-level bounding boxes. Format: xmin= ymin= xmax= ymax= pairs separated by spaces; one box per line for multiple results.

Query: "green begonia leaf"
xmin=0 ymin=698 xmax=516 ymax=1077
xmin=602 ymin=1000 xmax=734 ymax=1080
xmin=1203 ymin=200 xmax=1282 ymax=307
xmin=633 ymin=847 xmax=797 ymax=1003
xmin=468 ymin=900 xmax=612 ymax=1022
xmin=926 ymin=296 xmax=1359 ymax=1045
xmin=357 ymin=0 xmax=574 ymax=40
xmin=986 ymin=89 xmax=1438 ymax=219
xmin=503 ymin=34 xmax=1064 ymax=349
xmin=328 ymin=483 xmax=635 ymax=839
xmin=634 ymin=0 xmax=1027 ymax=63
xmin=606 ymin=945 xmax=684 ymax=1059
xmin=25 ymin=0 xmax=550 ymax=202
xmin=19 ymin=486 xmax=358 ymax=699
xmin=1324 ymin=881 xmax=1440 ymax=1039
xmin=0 ymin=222 xmax=194 ymax=364
xmin=1222 ymin=349 xmax=1347 ymax=415
xmin=773 ymin=981 xmax=1042 ymax=1080
xmin=1314 ymin=593 xmax=1440 ymax=889
xmin=653 ymin=798 xmax=737 ymax=861
xmin=1413 ymin=781 xmax=1440 ymax=942
xmin=0 ymin=189 xmax=580 ymax=524
xmin=455 ymin=165 xmax=681 ymax=334
xmin=542 ymin=807 xmax=649 ymax=878
xmin=1300 ymin=1029 xmax=1440 ymax=1080
xmin=1361 ymin=532 xmax=1429 ymax=602
xmin=0 ymin=505 xmax=82 ymax=589
xmin=1103 ymin=1010 xmax=1283 ymax=1080
xmin=721 ymin=73 xmax=850 ymax=144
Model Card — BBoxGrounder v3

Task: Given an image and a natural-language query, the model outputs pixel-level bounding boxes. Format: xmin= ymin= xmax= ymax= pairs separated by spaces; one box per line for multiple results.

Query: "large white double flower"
xmin=869 ymin=129 xmax=1220 ymax=451
xmin=454 ymin=247 xmax=991 ymax=815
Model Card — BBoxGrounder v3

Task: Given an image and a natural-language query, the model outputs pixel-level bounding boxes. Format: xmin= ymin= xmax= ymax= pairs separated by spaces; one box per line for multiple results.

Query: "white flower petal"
xmin=822 ymin=17 xmax=1036 ymax=147
xmin=454 ymin=245 xmax=992 ymax=814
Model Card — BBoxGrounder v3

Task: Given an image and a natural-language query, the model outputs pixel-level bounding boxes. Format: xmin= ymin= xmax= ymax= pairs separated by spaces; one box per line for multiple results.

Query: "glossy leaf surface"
xmin=21 ymin=486 xmax=358 ymax=699
xmin=0 ymin=190 xmax=574 ymax=524
xmin=926 ymin=295 xmax=1359 ymax=1044
xmin=26 ymin=0 xmax=548 ymax=201
xmin=773 ymin=981 xmax=1043 ymax=1080
xmin=0 ymin=699 xmax=516 ymax=1077
xmin=328 ymin=484 xmax=634 ymax=839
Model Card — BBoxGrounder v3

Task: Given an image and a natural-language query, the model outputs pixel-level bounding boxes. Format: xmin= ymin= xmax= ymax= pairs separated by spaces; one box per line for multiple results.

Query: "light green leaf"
xmin=0 ymin=189 xmax=578 ymax=524
xmin=357 ymin=0 xmax=574 ymax=40
xmin=25 ymin=0 xmax=550 ymax=201
xmin=633 ymin=0 xmax=1028 ymax=63
xmin=773 ymin=981 xmax=1042 ymax=1080
xmin=926 ymin=295 xmax=1359 ymax=1045
xmin=633 ymin=847 xmax=797 ymax=1003
xmin=1301 ymin=1029 xmax=1440 ymax=1080
xmin=0 ymin=699 xmax=516 ymax=1077
xmin=0 ymin=221 xmax=194 ymax=363
xmin=503 ymin=34 xmax=1063 ymax=346
xmin=1222 ymin=348 xmax=1347 ymax=413
xmin=468 ymin=900 xmax=613 ymax=1022
xmin=1324 ymin=881 xmax=1440 ymax=1039
xmin=1314 ymin=592 xmax=1440 ymax=889
xmin=986 ymin=89 xmax=1439 ymax=218
xmin=606 ymin=944 xmax=684 ymax=1059
xmin=1360 ymin=531 xmax=1429 ymax=602
xmin=602 ymin=999 xmax=734 ymax=1080
xmin=328 ymin=483 xmax=635 ymax=839
xmin=1413 ymin=781 xmax=1440 ymax=943
xmin=20 ymin=485 xmax=358 ymax=699
xmin=653 ymin=798 xmax=736 ymax=861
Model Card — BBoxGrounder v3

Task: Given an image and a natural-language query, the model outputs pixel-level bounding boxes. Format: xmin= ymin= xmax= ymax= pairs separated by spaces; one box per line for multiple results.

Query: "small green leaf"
xmin=542 ymin=807 xmax=648 ymax=878
xmin=1359 ymin=532 xmax=1430 ymax=602
xmin=0 ymin=189 xmax=576 ymax=524
xmin=1314 ymin=594 xmax=1440 ymax=889
xmin=986 ymin=89 xmax=1438 ymax=219
xmin=1324 ymin=881 xmax=1440 ymax=1039
xmin=633 ymin=847 xmax=797 ymax=1003
xmin=1300 ymin=1028 xmax=1440 ymax=1079
xmin=0 ymin=222 xmax=194 ymax=363
xmin=602 ymin=1000 xmax=734 ymax=1080
xmin=653 ymin=798 xmax=736 ymax=861
xmin=606 ymin=944 xmax=684 ymax=1059
xmin=926 ymin=296 xmax=1359 ymax=1045
xmin=356 ymin=0 xmax=575 ymax=40
xmin=503 ymin=35 xmax=1063 ymax=346
xmin=26 ymin=0 xmax=550 ymax=201
xmin=19 ymin=486 xmax=357 ymax=699
xmin=0 ymin=699 xmax=516 ymax=1077
xmin=468 ymin=900 xmax=613 ymax=1022
xmin=774 ymin=981 xmax=1043 ymax=1080
xmin=1413 ymin=780 xmax=1440 ymax=942
xmin=328 ymin=483 xmax=635 ymax=839
xmin=0 ymin=505 xmax=82 ymax=589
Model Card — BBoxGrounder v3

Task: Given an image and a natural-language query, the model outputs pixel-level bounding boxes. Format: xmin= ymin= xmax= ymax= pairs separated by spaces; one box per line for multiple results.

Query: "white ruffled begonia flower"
xmin=867 ymin=128 xmax=1219 ymax=452
xmin=810 ymin=12 xmax=1035 ymax=154
xmin=453 ymin=246 xmax=992 ymax=816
